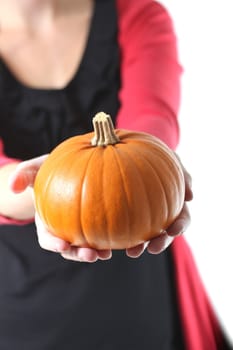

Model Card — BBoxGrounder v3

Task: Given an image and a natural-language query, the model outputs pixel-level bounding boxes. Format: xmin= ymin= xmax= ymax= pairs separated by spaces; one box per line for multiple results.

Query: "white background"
xmin=161 ymin=0 xmax=233 ymax=343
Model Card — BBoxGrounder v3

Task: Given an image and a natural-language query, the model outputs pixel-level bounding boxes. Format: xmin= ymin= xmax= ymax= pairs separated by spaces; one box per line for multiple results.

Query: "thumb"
xmin=9 ymin=155 xmax=48 ymax=193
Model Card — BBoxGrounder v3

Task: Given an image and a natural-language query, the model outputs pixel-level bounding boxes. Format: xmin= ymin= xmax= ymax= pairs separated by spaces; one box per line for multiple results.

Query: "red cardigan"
xmin=0 ymin=0 xmax=229 ymax=348
xmin=116 ymin=1 xmax=229 ymax=348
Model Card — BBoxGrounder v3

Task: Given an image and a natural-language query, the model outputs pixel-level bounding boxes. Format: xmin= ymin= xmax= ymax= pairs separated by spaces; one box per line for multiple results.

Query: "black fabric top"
xmin=0 ymin=1 xmax=184 ymax=349
xmin=0 ymin=0 xmax=120 ymax=159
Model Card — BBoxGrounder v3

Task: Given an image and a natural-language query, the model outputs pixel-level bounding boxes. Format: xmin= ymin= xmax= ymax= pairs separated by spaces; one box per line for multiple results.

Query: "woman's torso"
xmin=0 ymin=1 xmax=184 ymax=349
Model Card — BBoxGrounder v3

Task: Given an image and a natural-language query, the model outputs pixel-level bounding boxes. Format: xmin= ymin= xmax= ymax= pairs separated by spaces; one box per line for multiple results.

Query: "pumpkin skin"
xmin=34 ymin=112 xmax=185 ymax=250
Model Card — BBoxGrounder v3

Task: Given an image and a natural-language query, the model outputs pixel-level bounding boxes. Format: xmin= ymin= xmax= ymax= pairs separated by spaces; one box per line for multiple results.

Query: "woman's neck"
xmin=0 ymin=0 xmax=88 ymax=33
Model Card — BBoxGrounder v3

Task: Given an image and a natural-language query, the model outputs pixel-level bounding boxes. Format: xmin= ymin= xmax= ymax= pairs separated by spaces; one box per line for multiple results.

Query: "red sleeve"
xmin=171 ymin=237 xmax=230 ymax=349
xmin=116 ymin=0 xmax=183 ymax=150
xmin=0 ymin=139 xmax=32 ymax=225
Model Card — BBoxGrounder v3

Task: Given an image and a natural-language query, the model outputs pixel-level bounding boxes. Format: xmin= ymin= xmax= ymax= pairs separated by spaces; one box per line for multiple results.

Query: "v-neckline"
xmin=0 ymin=1 xmax=98 ymax=94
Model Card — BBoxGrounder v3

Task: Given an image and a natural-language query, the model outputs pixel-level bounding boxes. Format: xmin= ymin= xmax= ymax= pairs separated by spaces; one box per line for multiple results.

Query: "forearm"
xmin=0 ymin=163 xmax=35 ymax=221
xmin=116 ymin=0 xmax=182 ymax=150
xmin=117 ymin=112 xmax=179 ymax=150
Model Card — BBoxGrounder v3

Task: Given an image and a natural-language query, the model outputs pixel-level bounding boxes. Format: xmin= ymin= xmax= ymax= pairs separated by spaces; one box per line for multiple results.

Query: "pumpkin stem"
xmin=91 ymin=112 xmax=120 ymax=146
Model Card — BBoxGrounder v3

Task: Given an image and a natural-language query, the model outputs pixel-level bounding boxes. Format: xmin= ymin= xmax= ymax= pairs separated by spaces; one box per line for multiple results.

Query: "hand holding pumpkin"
xmin=9 ymin=155 xmax=112 ymax=262
xmin=126 ymin=162 xmax=192 ymax=258
xmin=10 ymin=113 xmax=192 ymax=262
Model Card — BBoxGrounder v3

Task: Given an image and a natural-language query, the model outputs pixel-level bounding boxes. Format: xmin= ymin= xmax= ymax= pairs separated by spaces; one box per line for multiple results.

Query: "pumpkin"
xmin=34 ymin=112 xmax=185 ymax=250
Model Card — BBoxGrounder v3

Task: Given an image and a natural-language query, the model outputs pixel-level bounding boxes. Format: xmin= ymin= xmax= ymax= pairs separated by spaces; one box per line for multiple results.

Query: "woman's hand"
xmin=35 ymin=212 xmax=112 ymax=262
xmin=126 ymin=156 xmax=193 ymax=258
xmin=9 ymin=155 xmax=112 ymax=263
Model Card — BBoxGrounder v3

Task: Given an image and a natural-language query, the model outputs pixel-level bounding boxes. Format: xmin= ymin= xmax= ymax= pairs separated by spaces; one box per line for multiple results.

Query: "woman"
xmin=0 ymin=0 xmax=230 ymax=349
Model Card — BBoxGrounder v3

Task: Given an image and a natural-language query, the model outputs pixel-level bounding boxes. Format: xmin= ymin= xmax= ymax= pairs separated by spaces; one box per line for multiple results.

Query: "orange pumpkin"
xmin=34 ymin=112 xmax=185 ymax=249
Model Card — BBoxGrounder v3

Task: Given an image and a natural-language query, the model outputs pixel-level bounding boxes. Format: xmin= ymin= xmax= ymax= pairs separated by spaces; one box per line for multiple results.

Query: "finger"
xmin=97 ymin=249 xmax=112 ymax=260
xmin=126 ymin=243 xmax=146 ymax=258
xmin=174 ymin=153 xmax=193 ymax=201
xmin=147 ymin=233 xmax=174 ymax=254
xmin=9 ymin=155 xmax=48 ymax=192
xmin=35 ymin=213 xmax=70 ymax=253
xmin=183 ymin=168 xmax=193 ymax=201
xmin=166 ymin=203 xmax=191 ymax=237
xmin=61 ymin=247 xmax=99 ymax=263
xmin=9 ymin=168 xmax=38 ymax=193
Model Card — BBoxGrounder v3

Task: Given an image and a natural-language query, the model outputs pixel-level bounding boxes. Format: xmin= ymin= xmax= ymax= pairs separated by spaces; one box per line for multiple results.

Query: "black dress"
xmin=0 ymin=1 xmax=185 ymax=349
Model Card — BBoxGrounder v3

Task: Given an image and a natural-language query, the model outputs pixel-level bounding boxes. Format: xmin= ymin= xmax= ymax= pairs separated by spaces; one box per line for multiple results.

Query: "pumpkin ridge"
xmin=121 ymin=136 xmax=173 ymax=156
xmin=110 ymin=147 xmax=132 ymax=247
xmin=51 ymin=148 xmax=92 ymax=240
xmin=126 ymin=147 xmax=168 ymax=231
xmin=158 ymin=151 xmax=184 ymax=216
xmin=140 ymin=145 xmax=183 ymax=228
xmin=102 ymin=148 xmax=112 ymax=248
xmin=129 ymin=143 xmax=170 ymax=228
xmin=79 ymin=146 xmax=99 ymax=247
xmin=119 ymin=146 xmax=153 ymax=236
xmin=35 ymin=154 xmax=67 ymax=232
xmin=144 ymin=142 xmax=185 ymax=213
xmin=51 ymin=133 xmax=94 ymax=152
